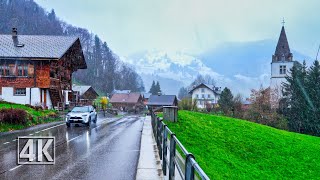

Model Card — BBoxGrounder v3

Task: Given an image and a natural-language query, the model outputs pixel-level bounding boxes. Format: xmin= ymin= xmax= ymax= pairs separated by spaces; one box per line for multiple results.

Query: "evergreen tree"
xmin=155 ymin=81 xmax=161 ymax=95
xmin=306 ymin=60 xmax=320 ymax=134
xmin=149 ymin=81 xmax=156 ymax=95
xmin=218 ymin=87 xmax=234 ymax=115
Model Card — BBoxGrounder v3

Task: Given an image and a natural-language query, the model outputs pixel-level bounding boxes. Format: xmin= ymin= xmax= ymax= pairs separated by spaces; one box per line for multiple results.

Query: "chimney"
xmin=12 ymin=28 xmax=18 ymax=38
xmin=12 ymin=28 xmax=24 ymax=47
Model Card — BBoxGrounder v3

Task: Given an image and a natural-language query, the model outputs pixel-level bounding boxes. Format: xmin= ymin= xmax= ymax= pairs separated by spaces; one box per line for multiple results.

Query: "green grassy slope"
xmin=165 ymin=111 xmax=320 ymax=179
xmin=0 ymin=102 xmax=60 ymax=132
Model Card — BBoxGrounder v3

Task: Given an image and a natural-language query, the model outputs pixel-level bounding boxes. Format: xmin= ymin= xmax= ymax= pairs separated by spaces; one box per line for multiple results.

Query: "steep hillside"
xmin=165 ymin=111 xmax=320 ymax=179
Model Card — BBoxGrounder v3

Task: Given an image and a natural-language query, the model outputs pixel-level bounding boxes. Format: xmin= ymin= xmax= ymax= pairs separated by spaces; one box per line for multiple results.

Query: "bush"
xmin=0 ymin=108 xmax=28 ymax=124
xmin=178 ymin=98 xmax=198 ymax=111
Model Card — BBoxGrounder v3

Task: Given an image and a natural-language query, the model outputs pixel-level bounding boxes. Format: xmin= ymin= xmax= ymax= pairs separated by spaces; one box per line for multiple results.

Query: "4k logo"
xmin=17 ymin=136 xmax=55 ymax=165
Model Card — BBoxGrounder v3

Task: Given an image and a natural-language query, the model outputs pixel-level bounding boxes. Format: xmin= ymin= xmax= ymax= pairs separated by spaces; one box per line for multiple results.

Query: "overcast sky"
xmin=35 ymin=0 xmax=320 ymax=57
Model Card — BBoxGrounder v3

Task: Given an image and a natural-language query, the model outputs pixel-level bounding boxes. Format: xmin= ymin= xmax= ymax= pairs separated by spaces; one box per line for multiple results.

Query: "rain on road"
xmin=0 ymin=114 xmax=144 ymax=180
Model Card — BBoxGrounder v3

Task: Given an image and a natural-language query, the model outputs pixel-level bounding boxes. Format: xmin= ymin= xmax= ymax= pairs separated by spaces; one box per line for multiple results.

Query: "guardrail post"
xmin=169 ymin=134 xmax=176 ymax=180
xmin=162 ymin=125 xmax=167 ymax=175
xmin=158 ymin=119 xmax=163 ymax=160
xmin=185 ymin=154 xmax=195 ymax=180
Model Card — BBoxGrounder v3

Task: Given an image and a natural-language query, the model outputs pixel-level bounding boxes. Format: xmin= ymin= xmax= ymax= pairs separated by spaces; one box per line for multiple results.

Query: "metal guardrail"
xmin=151 ymin=111 xmax=210 ymax=180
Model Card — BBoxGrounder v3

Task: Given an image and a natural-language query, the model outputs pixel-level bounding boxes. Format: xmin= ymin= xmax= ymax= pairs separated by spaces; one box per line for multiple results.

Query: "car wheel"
xmin=86 ymin=117 xmax=91 ymax=127
xmin=66 ymin=122 xmax=70 ymax=127
xmin=93 ymin=115 xmax=97 ymax=123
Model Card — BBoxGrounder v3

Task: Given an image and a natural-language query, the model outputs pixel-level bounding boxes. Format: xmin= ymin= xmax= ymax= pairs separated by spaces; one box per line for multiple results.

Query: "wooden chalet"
xmin=72 ymin=85 xmax=99 ymax=105
xmin=0 ymin=28 xmax=87 ymax=109
xmin=110 ymin=93 xmax=144 ymax=112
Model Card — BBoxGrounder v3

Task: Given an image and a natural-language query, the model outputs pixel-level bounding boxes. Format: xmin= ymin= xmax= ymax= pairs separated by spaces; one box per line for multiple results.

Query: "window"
xmin=8 ymin=64 xmax=16 ymax=76
xmin=201 ymin=88 xmax=205 ymax=93
xmin=201 ymin=94 xmax=205 ymax=98
xmin=280 ymin=65 xmax=286 ymax=74
xmin=5 ymin=65 xmax=9 ymax=76
xmin=208 ymin=94 xmax=211 ymax=98
xmin=14 ymin=88 xmax=26 ymax=96
xmin=23 ymin=65 xmax=28 ymax=76
xmin=0 ymin=65 xmax=3 ymax=76
xmin=196 ymin=94 xmax=199 ymax=98
xmin=18 ymin=65 xmax=23 ymax=76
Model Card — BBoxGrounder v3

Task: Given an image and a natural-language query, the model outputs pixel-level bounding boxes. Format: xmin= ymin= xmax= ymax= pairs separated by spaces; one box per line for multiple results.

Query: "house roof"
xmin=72 ymin=85 xmax=94 ymax=96
xmin=189 ymin=83 xmax=221 ymax=94
xmin=0 ymin=34 xmax=80 ymax=59
xmin=147 ymin=95 xmax=177 ymax=106
xmin=143 ymin=93 xmax=152 ymax=99
xmin=110 ymin=93 xmax=142 ymax=104
xmin=113 ymin=89 xmax=131 ymax=94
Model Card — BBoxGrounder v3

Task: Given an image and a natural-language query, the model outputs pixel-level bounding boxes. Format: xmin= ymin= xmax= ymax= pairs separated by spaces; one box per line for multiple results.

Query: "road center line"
xmin=67 ymin=135 xmax=82 ymax=142
xmin=9 ymin=165 xmax=22 ymax=171
xmin=40 ymin=123 xmax=64 ymax=132
xmin=3 ymin=142 xmax=10 ymax=144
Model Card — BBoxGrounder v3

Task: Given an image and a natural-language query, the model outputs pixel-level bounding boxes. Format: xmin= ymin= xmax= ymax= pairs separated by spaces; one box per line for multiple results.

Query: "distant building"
xmin=270 ymin=25 xmax=298 ymax=93
xmin=147 ymin=95 xmax=178 ymax=110
xmin=112 ymin=89 xmax=131 ymax=94
xmin=241 ymin=99 xmax=252 ymax=111
xmin=142 ymin=93 xmax=152 ymax=105
xmin=110 ymin=93 xmax=144 ymax=111
xmin=189 ymin=83 xmax=221 ymax=109
xmin=0 ymin=28 xmax=86 ymax=109
xmin=72 ymin=85 xmax=99 ymax=104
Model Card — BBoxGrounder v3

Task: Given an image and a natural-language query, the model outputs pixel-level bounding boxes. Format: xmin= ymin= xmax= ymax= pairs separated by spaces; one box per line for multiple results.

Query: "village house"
xmin=142 ymin=92 xmax=152 ymax=105
xmin=110 ymin=92 xmax=144 ymax=112
xmin=189 ymin=83 xmax=221 ymax=109
xmin=147 ymin=95 xmax=178 ymax=110
xmin=0 ymin=28 xmax=87 ymax=109
xmin=72 ymin=85 xmax=99 ymax=105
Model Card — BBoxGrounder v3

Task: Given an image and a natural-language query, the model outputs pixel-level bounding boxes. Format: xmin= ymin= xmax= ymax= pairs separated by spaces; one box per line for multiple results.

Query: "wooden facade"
xmin=0 ymin=30 xmax=86 ymax=109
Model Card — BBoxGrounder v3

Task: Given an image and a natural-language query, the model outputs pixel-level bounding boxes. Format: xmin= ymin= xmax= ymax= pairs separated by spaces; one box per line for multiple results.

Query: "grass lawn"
xmin=164 ymin=110 xmax=320 ymax=179
xmin=0 ymin=102 xmax=61 ymax=132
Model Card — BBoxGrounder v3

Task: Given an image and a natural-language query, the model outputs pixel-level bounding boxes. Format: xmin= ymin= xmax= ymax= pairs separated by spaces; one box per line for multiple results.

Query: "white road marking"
xmin=35 ymin=131 xmax=40 ymax=134
xmin=12 ymin=139 xmax=16 ymax=142
xmin=29 ymin=134 xmax=33 ymax=136
xmin=67 ymin=135 xmax=82 ymax=142
xmin=3 ymin=142 xmax=10 ymax=144
xmin=9 ymin=165 xmax=22 ymax=171
xmin=40 ymin=123 xmax=64 ymax=132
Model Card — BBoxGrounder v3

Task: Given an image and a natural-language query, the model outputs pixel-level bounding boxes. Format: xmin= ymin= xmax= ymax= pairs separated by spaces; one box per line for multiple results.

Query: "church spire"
xmin=272 ymin=24 xmax=293 ymax=62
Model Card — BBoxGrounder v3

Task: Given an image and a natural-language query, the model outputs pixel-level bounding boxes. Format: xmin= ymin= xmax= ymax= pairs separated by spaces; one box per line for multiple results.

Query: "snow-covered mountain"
xmin=122 ymin=40 xmax=311 ymax=97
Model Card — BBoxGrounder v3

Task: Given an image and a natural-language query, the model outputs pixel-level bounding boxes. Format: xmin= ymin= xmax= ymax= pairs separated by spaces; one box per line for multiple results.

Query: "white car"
xmin=66 ymin=106 xmax=97 ymax=127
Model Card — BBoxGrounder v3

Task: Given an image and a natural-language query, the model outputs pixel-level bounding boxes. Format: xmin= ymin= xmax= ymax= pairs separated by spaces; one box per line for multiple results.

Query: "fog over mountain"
xmin=124 ymin=39 xmax=311 ymax=97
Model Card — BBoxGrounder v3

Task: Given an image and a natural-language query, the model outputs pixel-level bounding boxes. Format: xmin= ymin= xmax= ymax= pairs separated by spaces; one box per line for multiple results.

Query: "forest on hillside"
xmin=0 ymin=0 xmax=145 ymax=95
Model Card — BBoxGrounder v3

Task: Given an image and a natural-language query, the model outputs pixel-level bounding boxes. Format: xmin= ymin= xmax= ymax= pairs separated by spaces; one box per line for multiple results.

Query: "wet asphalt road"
xmin=0 ymin=114 xmax=144 ymax=180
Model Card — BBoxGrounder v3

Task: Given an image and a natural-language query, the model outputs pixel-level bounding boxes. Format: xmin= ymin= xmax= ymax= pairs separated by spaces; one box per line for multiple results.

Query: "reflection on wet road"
xmin=0 ymin=114 xmax=144 ymax=180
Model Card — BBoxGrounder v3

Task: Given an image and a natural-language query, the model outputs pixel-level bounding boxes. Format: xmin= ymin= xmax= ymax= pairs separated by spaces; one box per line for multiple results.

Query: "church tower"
xmin=270 ymin=25 xmax=295 ymax=92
